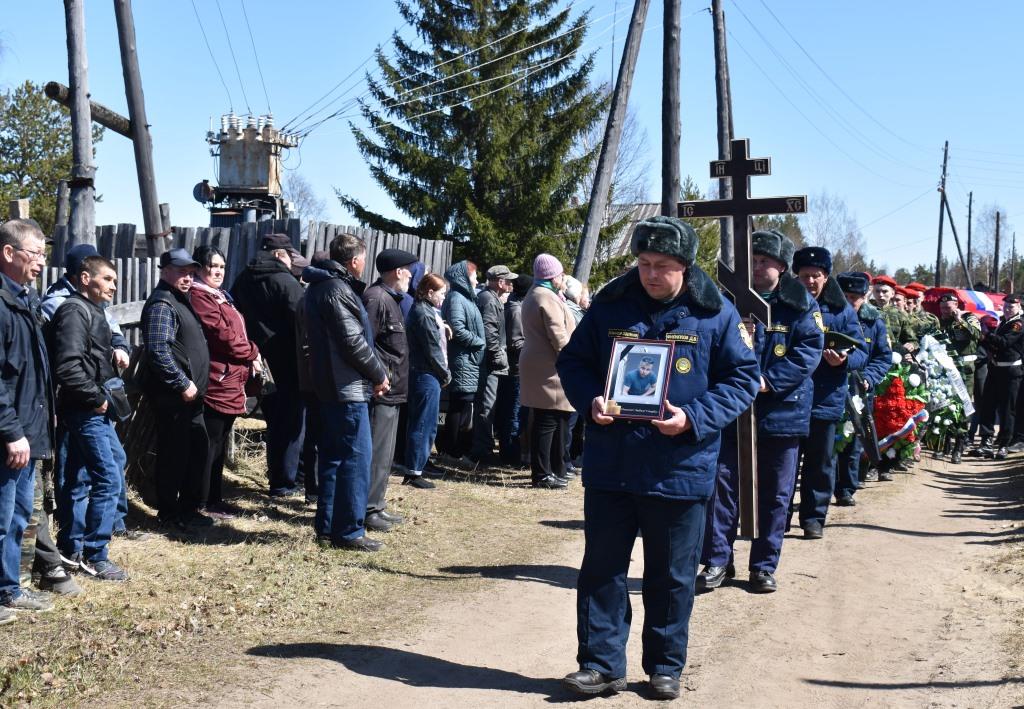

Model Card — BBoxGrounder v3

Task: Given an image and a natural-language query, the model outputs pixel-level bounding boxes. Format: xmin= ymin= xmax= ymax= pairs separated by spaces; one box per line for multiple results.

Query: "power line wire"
xmin=859 ymin=187 xmax=935 ymax=231
xmin=214 ymin=0 xmax=251 ymax=114
xmin=240 ymin=0 xmax=271 ymax=113
xmin=725 ymin=28 xmax=918 ymax=188
xmin=754 ymin=0 xmax=929 ymax=154
xmin=190 ymin=0 xmax=234 ymax=110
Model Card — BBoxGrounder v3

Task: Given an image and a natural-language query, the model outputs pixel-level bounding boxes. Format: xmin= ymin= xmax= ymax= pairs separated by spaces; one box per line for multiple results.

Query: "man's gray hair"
xmin=0 ymin=219 xmax=45 ymax=249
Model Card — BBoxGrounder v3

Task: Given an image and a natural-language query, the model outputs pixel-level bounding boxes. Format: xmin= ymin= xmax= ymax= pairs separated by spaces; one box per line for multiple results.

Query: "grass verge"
xmin=0 ymin=447 xmax=583 ymax=707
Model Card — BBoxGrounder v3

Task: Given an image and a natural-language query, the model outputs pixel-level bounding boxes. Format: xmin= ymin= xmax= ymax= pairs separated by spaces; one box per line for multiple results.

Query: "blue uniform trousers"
xmin=703 ymin=435 xmax=801 ymax=573
xmin=576 ymin=488 xmax=705 ymax=680
xmin=798 ymin=418 xmax=838 ymax=528
xmin=835 ymin=433 xmax=864 ymax=500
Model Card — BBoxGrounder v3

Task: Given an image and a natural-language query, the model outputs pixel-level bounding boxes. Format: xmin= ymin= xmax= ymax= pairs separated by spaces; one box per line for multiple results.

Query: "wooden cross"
xmin=678 ymin=137 xmax=807 ymax=538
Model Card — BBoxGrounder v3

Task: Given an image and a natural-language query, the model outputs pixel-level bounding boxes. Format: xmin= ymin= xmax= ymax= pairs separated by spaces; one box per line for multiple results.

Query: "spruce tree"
xmin=338 ymin=0 xmax=603 ymax=270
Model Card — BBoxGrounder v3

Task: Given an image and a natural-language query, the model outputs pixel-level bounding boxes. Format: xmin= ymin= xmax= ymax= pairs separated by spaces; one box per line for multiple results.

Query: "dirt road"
xmin=230 ymin=456 xmax=1024 ymax=708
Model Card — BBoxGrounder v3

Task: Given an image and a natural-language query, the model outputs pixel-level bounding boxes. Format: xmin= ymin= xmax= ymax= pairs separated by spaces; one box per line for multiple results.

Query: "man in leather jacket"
xmin=302 ymin=234 xmax=389 ymax=552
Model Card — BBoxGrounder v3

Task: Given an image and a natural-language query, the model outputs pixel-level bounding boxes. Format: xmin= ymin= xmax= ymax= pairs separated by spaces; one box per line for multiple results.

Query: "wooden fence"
xmin=43 ymin=218 xmax=454 ymax=303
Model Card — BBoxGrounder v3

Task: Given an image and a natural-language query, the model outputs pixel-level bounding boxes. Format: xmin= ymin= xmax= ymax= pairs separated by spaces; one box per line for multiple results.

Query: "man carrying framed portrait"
xmin=556 ymin=216 xmax=760 ymax=700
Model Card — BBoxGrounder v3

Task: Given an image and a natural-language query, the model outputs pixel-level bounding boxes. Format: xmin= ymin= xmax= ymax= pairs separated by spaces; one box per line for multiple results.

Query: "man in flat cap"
xmin=936 ymin=292 xmax=981 ymax=462
xmin=232 ymin=233 xmax=306 ymax=497
xmin=834 ymin=271 xmax=891 ymax=499
xmin=972 ymin=294 xmax=1024 ymax=459
xmin=792 ymin=247 xmax=866 ymax=539
xmin=467 ymin=264 xmax=517 ymax=467
xmin=699 ymin=229 xmax=823 ymax=594
xmin=141 ymin=248 xmax=211 ymax=530
xmin=362 ymin=248 xmax=419 ymax=533
xmin=557 ymin=216 xmax=759 ymax=699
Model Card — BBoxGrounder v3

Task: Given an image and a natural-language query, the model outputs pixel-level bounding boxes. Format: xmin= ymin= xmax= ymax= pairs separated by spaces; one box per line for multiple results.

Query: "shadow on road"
xmin=803 ymin=676 xmax=1024 ymax=690
xmin=246 ymin=643 xmax=596 ymax=703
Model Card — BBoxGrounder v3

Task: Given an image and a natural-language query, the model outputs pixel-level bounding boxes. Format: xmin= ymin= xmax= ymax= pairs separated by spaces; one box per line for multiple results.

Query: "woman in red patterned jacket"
xmin=190 ymin=245 xmax=262 ymax=519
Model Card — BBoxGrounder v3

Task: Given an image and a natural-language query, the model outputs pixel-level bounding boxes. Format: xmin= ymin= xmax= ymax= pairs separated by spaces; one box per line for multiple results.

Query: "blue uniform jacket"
xmin=754 ymin=275 xmax=824 ymax=437
xmin=854 ymin=302 xmax=893 ymax=389
xmin=811 ymin=277 xmax=868 ymax=421
xmin=556 ymin=266 xmax=760 ymax=501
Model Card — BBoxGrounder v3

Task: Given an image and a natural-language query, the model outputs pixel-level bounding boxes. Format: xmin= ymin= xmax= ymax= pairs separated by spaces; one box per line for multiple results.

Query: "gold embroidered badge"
xmin=813 ymin=311 xmax=825 ymax=332
xmin=773 ymin=343 xmax=786 ymax=357
xmin=737 ymin=322 xmax=754 ymax=350
xmin=675 ymin=357 xmax=692 ymax=374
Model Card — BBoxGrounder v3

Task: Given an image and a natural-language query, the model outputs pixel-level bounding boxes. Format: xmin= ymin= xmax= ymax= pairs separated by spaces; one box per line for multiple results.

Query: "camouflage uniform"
xmin=880 ymin=305 xmax=915 ymax=350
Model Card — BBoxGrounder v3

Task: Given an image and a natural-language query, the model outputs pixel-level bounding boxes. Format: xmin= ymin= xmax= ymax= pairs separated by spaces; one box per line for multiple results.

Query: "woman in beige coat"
xmin=520 ymin=253 xmax=577 ymax=489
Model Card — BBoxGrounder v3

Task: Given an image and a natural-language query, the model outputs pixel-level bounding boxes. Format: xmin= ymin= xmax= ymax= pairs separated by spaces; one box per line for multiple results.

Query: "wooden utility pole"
xmin=661 ymin=0 xmax=681 ymax=216
xmin=64 ymin=0 xmax=96 ymax=247
xmin=966 ymin=191 xmax=973 ymax=278
xmin=940 ymin=194 xmax=971 ymax=287
xmin=712 ymin=0 xmax=734 ymax=267
xmin=45 ymin=81 xmax=132 ymax=138
xmin=114 ymin=0 xmax=164 ymax=256
xmin=934 ymin=140 xmax=949 ymax=286
xmin=573 ymin=0 xmax=651 ymax=285
xmin=1011 ymin=231 xmax=1017 ymax=293
xmin=994 ymin=211 xmax=1001 ymax=291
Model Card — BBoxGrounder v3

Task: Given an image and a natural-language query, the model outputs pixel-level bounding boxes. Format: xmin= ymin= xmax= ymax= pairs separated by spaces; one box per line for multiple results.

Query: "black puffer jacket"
xmin=0 ymin=281 xmax=53 ymax=459
xmin=362 ymin=280 xmax=409 ymax=404
xmin=48 ymin=294 xmax=117 ymax=413
xmin=477 ymin=287 xmax=509 ymax=375
xmin=303 ymin=261 xmax=387 ymax=403
xmin=231 ymin=251 xmax=304 ymax=387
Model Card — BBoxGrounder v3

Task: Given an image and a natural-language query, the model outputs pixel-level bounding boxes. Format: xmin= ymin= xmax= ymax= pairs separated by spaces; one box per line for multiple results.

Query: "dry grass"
xmin=0 ymin=445 xmax=583 ymax=707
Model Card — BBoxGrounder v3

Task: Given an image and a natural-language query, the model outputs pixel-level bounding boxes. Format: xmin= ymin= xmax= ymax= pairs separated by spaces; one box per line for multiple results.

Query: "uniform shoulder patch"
xmin=813 ymin=311 xmax=826 ymax=332
xmin=737 ymin=322 xmax=754 ymax=350
xmin=1015 ymin=322 xmax=1022 ymax=332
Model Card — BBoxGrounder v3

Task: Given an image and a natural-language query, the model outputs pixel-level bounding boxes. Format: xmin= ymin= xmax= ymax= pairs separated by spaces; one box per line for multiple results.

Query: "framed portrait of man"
xmin=602 ymin=339 xmax=675 ymax=420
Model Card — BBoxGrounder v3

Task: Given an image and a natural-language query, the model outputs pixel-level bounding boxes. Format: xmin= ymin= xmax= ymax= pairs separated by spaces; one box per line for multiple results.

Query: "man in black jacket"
xmin=468 ymin=264 xmax=516 ymax=465
xmin=232 ymin=233 xmax=306 ymax=496
xmin=141 ymin=249 xmax=211 ymax=530
xmin=303 ymin=234 xmax=390 ymax=552
xmin=496 ymin=273 xmax=531 ymax=466
xmin=50 ymin=256 xmax=129 ymax=580
xmin=0 ymin=219 xmax=55 ymax=614
xmin=362 ymin=248 xmax=417 ymax=531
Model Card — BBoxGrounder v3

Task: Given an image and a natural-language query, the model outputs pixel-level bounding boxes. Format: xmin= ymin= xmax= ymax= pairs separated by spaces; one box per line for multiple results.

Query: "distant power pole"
xmin=661 ymin=0 xmax=681 ymax=216
xmin=1011 ymin=231 xmax=1017 ymax=293
xmin=934 ymin=140 xmax=949 ymax=286
xmin=966 ymin=190 xmax=973 ymax=277
xmin=63 ymin=0 xmax=96 ymax=246
xmin=114 ymin=0 xmax=165 ymax=256
xmin=573 ymin=0 xmax=651 ymax=285
xmin=994 ymin=211 xmax=1002 ymax=291
xmin=712 ymin=0 xmax=734 ymax=268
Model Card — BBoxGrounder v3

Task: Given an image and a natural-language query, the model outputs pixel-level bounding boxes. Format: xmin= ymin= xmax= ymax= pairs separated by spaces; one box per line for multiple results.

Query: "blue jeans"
xmin=57 ymin=411 xmax=126 ymax=563
xmin=495 ymin=375 xmax=521 ymax=462
xmin=577 ymin=488 xmax=705 ymax=679
xmin=316 ymin=400 xmax=372 ymax=542
xmin=0 ymin=461 xmax=35 ymax=601
xmin=406 ymin=371 xmax=442 ymax=474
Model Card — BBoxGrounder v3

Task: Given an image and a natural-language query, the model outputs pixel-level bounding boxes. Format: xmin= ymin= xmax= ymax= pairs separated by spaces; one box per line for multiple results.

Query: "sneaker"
xmin=36 ymin=566 xmax=83 ymax=596
xmin=3 ymin=589 xmax=54 ymax=613
xmin=403 ymin=475 xmax=436 ymax=489
xmin=863 ymin=468 xmax=879 ymax=482
xmin=0 ymin=607 xmax=16 ymax=625
xmin=878 ymin=469 xmax=894 ymax=482
xmin=91 ymin=560 xmax=129 ymax=582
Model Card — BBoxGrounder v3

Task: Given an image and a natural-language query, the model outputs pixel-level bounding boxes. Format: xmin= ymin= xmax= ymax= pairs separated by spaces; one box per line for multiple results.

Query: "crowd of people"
xmin=0 ymin=213 xmax=1011 ymax=700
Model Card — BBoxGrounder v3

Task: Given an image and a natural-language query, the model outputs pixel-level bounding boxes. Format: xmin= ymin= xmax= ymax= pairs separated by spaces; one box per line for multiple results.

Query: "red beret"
xmin=905 ymin=282 xmax=928 ymax=293
xmin=872 ymin=275 xmax=897 ymax=288
xmin=894 ymin=286 xmax=914 ymax=298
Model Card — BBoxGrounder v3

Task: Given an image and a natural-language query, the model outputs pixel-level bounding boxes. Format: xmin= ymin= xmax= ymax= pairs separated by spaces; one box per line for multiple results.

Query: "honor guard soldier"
xmin=556 ymin=216 xmax=759 ymax=699
xmin=905 ymin=282 xmax=940 ymax=338
xmin=871 ymin=275 xmax=916 ymax=351
xmin=835 ymin=272 xmax=892 ymax=496
xmin=971 ymin=294 xmax=1024 ymax=459
xmin=699 ymin=230 xmax=823 ymax=594
xmin=793 ymin=247 xmax=867 ymax=539
xmin=936 ymin=292 xmax=981 ymax=462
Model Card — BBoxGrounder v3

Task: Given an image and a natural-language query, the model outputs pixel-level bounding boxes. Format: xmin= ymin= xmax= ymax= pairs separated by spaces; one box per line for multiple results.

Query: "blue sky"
xmin=2 ymin=1 xmax=1022 ymax=273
